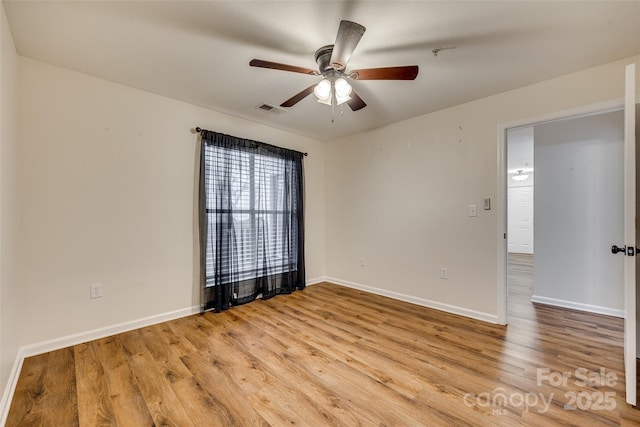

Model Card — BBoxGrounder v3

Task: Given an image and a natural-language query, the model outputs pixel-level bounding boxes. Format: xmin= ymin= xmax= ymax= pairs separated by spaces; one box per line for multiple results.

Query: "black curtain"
xmin=199 ymin=130 xmax=305 ymax=312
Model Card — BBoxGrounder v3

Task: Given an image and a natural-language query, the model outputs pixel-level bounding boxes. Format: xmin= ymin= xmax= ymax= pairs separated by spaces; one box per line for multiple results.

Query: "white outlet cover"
xmin=90 ymin=284 xmax=103 ymax=299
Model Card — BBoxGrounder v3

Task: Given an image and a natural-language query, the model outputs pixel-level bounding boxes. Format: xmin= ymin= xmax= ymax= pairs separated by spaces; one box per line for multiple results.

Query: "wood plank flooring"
xmin=7 ymin=255 xmax=640 ymax=426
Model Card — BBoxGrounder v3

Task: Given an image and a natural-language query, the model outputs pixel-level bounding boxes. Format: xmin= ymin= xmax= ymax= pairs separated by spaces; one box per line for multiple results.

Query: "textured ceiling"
xmin=5 ymin=1 xmax=640 ymax=141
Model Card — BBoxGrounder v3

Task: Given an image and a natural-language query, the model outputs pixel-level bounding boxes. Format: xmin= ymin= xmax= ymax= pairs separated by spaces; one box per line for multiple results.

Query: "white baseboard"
xmin=530 ymin=295 xmax=624 ymax=318
xmin=306 ymin=276 xmax=327 ymax=286
xmin=0 ymin=350 xmax=24 ymax=426
xmin=325 ymin=277 xmax=498 ymax=324
xmin=20 ymin=305 xmax=201 ymax=358
xmin=0 ymin=305 xmax=200 ymax=425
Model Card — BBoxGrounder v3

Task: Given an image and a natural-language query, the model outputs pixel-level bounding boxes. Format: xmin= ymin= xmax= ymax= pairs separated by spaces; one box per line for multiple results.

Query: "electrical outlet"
xmin=360 ymin=257 xmax=366 ymax=267
xmin=440 ymin=268 xmax=448 ymax=279
xmin=90 ymin=283 xmax=103 ymax=299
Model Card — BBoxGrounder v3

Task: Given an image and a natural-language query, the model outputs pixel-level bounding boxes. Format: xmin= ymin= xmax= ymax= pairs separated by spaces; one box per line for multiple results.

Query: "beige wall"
xmin=325 ymin=55 xmax=640 ymax=320
xmin=15 ymin=57 xmax=326 ymax=346
xmin=0 ymin=1 xmax=20 ymax=396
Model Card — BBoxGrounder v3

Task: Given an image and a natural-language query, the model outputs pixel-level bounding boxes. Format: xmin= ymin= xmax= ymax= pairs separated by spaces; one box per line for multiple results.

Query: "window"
xmin=199 ymin=131 xmax=305 ymax=312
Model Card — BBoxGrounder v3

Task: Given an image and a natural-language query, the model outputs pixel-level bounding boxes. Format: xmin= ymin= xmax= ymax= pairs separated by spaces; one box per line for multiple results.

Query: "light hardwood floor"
xmin=7 ymin=254 xmax=640 ymax=426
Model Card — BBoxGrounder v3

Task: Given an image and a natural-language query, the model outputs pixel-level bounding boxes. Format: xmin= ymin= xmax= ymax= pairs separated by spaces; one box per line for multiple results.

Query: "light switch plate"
xmin=483 ymin=198 xmax=491 ymax=210
xmin=469 ymin=204 xmax=478 ymax=217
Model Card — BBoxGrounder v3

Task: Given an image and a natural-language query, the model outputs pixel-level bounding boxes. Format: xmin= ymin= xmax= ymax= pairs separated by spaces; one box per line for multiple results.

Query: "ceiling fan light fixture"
xmin=314 ymin=79 xmax=332 ymax=105
xmin=334 ymin=77 xmax=352 ymax=105
xmin=512 ymin=170 xmax=529 ymax=181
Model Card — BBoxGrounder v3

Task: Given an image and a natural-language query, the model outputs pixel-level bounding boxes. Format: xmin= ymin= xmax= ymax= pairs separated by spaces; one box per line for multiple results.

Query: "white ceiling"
xmin=4 ymin=1 xmax=640 ymax=141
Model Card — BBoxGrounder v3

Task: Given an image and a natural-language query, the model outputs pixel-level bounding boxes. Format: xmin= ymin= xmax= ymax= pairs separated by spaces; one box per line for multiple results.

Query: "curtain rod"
xmin=194 ymin=127 xmax=308 ymax=157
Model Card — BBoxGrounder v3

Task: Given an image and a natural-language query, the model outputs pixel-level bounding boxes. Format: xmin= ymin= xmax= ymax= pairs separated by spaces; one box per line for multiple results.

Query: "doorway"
xmin=503 ymin=108 xmax=625 ymax=323
xmin=506 ymin=127 xmax=534 ymax=321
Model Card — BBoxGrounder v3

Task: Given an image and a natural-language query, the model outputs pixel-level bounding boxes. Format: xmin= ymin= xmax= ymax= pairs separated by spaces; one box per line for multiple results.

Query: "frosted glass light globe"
xmin=314 ymin=79 xmax=331 ymax=101
xmin=334 ymin=77 xmax=352 ymax=105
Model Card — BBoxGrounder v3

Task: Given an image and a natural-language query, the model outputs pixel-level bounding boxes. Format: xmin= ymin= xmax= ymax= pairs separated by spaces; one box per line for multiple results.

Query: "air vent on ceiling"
xmin=255 ymin=103 xmax=286 ymax=115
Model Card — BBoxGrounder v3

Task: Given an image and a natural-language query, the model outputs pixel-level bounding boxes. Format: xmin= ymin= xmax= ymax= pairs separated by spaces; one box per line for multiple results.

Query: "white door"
xmin=507 ymin=186 xmax=534 ymax=254
xmin=623 ymin=63 xmax=636 ymax=406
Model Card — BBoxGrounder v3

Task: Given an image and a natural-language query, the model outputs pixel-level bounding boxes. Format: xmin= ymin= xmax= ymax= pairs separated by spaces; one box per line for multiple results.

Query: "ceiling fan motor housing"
xmin=315 ymin=45 xmax=335 ymax=72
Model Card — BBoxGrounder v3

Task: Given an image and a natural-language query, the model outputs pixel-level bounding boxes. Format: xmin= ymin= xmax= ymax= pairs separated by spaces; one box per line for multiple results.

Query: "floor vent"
xmin=255 ymin=103 xmax=286 ymax=115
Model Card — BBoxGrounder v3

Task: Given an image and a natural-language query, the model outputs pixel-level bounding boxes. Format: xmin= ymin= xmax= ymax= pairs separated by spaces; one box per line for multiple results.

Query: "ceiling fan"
xmin=249 ymin=20 xmax=419 ymax=112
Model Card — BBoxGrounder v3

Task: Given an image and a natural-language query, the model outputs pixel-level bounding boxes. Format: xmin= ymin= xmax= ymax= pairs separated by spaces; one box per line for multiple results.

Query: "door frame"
xmin=496 ymin=99 xmax=626 ymax=325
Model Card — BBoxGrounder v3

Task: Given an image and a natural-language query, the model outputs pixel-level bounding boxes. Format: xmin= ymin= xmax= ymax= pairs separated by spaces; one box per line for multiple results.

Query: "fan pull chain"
xmin=331 ymin=97 xmax=335 ymax=123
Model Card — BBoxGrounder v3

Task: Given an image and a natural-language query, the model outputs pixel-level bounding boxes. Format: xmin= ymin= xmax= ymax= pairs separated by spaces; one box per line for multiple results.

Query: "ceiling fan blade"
xmin=330 ymin=20 xmax=366 ymax=70
xmin=347 ymin=91 xmax=367 ymax=112
xmin=280 ymin=85 xmax=316 ymax=108
xmin=351 ymin=65 xmax=419 ymax=80
xmin=250 ymin=59 xmax=319 ymax=76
